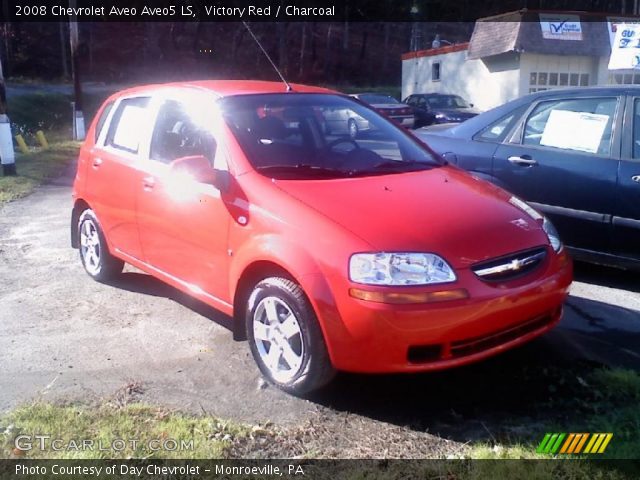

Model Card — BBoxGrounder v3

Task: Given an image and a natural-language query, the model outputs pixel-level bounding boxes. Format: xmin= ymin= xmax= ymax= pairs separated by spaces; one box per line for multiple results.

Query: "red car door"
xmin=85 ymin=96 xmax=151 ymax=260
xmin=135 ymin=94 xmax=232 ymax=305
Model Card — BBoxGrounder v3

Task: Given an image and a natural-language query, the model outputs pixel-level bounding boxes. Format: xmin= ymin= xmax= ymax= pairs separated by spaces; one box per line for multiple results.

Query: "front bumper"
xmin=312 ymin=250 xmax=572 ymax=373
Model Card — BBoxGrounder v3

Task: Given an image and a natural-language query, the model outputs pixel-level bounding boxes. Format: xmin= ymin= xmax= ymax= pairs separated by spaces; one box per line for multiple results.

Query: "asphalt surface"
xmin=0 ymin=161 xmax=639 ymax=447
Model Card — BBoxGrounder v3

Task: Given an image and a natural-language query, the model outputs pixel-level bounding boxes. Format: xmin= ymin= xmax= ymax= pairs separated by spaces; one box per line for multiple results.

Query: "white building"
xmin=402 ymin=10 xmax=640 ymax=111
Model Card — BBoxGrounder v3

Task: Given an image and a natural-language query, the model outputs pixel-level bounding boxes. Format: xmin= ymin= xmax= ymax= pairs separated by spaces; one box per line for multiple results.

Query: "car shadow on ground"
xmin=573 ymin=260 xmax=640 ymax=293
xmin=107 ymin=271 xmax=235 ymax=332
xmin=309 ymin=293 xmax=640 ymax=448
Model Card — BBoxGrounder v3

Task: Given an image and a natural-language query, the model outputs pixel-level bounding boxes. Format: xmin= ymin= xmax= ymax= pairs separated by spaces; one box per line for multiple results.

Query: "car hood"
xmin=274 ymin=167 xmax=548 ymax=268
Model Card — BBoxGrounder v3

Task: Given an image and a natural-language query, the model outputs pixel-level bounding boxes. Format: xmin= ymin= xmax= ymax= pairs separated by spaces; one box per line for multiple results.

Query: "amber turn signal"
xmin=349 ymin=288 xmax=469 ymax=304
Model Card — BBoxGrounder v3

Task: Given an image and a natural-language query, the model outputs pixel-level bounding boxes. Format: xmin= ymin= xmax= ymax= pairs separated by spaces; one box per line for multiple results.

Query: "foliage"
xmin=0 ymin=142 xmax=78 ymax=203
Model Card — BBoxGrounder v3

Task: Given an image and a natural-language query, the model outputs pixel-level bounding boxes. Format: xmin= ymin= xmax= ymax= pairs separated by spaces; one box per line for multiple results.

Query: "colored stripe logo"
xmin=537 ymin=433 xmax=613 ymax=454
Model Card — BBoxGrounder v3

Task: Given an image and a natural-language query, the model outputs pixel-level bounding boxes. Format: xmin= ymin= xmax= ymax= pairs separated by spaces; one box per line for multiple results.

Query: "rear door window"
xmin=522 ymin=97 xmax=618 ymax=156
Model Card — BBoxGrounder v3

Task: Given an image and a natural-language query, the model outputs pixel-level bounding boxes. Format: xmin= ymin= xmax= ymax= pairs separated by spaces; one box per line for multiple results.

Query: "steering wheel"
xmin=325 ymin=137 xmax=360 ymax=151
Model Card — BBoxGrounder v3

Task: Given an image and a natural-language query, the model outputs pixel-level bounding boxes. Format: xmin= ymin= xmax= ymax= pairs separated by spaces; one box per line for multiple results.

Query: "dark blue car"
xmin=404 ymin=93 xmax=481 ymax=128
xmin=415 ymin=86 xmax=640 ymax=270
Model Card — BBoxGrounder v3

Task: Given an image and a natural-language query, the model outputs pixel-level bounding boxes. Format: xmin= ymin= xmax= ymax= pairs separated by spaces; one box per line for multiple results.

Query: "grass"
xmin=465 ymin=366 xmax=640 ymax=460
xmin=0 ymin=142 xmax=79 ymax=203
xmin=0 ymin=402 xmax=636 ymax=480
xmin=0 ymin=402 xmax=249 ymax=459
xmin=8 ymin=91 xmax=107 ymax=144
xmin=0 ymin=89 xmax=112 ymax=203
xmin=9 ymin=92 xmax=74 ymax=142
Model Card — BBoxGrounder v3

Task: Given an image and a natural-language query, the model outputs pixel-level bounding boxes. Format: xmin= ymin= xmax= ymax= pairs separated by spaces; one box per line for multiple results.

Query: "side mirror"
xmin=170 ymin=155 xmax=229 ymax=191
xmin=441 ymin=152 xmax=459 ymax=165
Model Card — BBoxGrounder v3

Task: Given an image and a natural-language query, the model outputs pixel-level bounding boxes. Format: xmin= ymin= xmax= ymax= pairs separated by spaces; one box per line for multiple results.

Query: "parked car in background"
xmin=321 ymin=107 xmax=369 ymax=138
xmin=404 ymin=93 xmax=481 ymax=128
xmin=350 ymin=93 xmax=414 ymax=129
xmin=71 ymin=80 xmax=572 ymax=395
xmin=415 ymin=86 xmax=640 ymax=270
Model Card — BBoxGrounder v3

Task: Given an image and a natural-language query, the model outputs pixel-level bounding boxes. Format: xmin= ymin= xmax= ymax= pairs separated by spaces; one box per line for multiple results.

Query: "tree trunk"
xmin=59 ymin=22 xmax=69 ymax=78
xmin=359 ymin=26 xmax=367 ymax=60
xmin=324 ymin=24 xmax=332 ymax=79
xmin=69 ymin=3 xmax=82 ymax=111
xmin=277 ymin=23 xmax=288 ymax=76
xmin=310 ymin=22 xmax=316 ymax=62
xmin=383 ymin=23 xmax=390 ymax=71
xmin=299 ymin=22 xmax=306 ymax=79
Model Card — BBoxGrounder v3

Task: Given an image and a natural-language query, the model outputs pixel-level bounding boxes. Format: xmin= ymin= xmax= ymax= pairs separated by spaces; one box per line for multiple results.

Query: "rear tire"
xmin=78 ymin=209 xmax=124 ymax=282
xmin=246 ymin=277 xmax=335 ymax=395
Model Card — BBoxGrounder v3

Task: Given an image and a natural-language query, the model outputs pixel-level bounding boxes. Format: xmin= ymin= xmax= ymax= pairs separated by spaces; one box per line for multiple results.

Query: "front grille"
xmin=407 ymin=310 xmax=557 ymax=365
xmin=472 ymin=247 xmax=547 ymax=282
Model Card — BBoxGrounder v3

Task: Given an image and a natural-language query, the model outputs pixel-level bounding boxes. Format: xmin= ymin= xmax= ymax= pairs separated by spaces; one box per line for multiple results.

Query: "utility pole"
xmin=0 ymin=55 xmax=15 ymax=176
xmin=69 ymin=0 xmax=85 ymax=140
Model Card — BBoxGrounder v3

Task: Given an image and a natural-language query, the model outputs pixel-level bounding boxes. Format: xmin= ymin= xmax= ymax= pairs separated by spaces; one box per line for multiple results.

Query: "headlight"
xmin=542 ymin=217 xmax=563 ymax=253
xmin=349 ymin=253 xmax=456 ymax=286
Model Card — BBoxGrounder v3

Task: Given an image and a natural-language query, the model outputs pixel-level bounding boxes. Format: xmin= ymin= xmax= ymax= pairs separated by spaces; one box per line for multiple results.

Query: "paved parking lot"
xmin=1 ymin=163 xmax=638 ymax=449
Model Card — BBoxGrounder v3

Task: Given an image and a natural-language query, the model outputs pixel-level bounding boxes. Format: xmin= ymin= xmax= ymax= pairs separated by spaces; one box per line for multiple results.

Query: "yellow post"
xmin=35 ymin=130 xmax=49 ymax=149
xmin=14 ymin=134 xmax=28 ymax=154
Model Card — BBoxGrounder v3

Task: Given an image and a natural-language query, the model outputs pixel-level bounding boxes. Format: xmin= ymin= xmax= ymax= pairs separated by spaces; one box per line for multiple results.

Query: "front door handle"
xmin=92 ymin=157 xmax=103 ymax=168
xmin=142 ymin=176 xmax=156 ymax=190
xmin=632 ymin=175 xmax=640 ymax=183
xmin=507 ymin=155 xmax=538 ymax=167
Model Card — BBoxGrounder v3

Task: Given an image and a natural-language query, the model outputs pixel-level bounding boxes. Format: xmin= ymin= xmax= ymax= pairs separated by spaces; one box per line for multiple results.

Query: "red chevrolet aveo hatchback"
xmin=71 ymin=81 xmax=572 ymax=394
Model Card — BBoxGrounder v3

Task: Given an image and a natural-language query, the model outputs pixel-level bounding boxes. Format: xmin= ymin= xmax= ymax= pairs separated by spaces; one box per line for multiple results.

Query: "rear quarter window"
xmin=473 ymin=105 xmax=528 ymax=143
xmin=94 ymin=101 xmax=114 ymax=143
xmin=105 ymin=97 xmax=150 ymax=154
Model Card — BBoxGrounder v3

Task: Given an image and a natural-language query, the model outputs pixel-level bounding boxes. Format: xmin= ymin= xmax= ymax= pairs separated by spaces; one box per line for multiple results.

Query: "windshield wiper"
xmin=256 ymin=164 xmax=347 ymax=177
xmin=347 ymin=159 xmax=440 ymax=177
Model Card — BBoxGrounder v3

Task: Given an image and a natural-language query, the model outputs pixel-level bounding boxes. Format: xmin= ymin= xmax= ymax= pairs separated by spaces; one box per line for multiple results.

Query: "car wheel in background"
xmin=246 ymin=277 xmax=335 ymax=395
xmin=348 ymin=118 xmax=359 ymax=139
xmin=78 ymin=209 xmax=124 ymax=281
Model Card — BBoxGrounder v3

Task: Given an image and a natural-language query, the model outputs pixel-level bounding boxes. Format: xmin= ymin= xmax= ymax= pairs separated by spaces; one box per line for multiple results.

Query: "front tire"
xmin=78 ymin=209 xmax=124 ymax=282
xmin=246 ymin=277 xmax=335 ymax=395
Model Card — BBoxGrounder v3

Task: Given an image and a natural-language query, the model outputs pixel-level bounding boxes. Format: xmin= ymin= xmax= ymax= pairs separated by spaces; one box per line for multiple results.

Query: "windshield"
xmin=358 ymin=94 xmax=400 ymax=104
xmin=220 ymin=93 xmax=439 ymax=179
xmin=427 ymin=95 xmax=471 ymax=109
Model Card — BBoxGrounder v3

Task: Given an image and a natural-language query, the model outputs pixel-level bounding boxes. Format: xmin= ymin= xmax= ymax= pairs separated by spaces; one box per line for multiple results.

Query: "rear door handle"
xmin=632 ymin=175 xmax=640 ymax=183
xmin=507 ymin=155 xmax=538 ymax=167
xmin=142 ymin=176 xmax=155 ymax=190
xmin=92 ymin=157 xmax=103 ymax=168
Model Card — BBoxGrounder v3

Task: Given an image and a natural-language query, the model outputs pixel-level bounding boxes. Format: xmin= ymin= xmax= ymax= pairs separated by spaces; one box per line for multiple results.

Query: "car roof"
xmin=111 ymin=80 xmax=337 ymax=99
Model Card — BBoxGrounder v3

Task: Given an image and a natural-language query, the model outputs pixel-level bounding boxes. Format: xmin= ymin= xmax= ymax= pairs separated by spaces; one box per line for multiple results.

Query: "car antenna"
xmin=242 ymin=21 xmax=293 ymax=92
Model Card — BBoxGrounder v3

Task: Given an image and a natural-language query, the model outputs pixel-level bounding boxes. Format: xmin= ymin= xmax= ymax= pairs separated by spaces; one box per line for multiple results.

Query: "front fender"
xmin=229 ymin=233 xmax=347 ymax=365
xmin=229 ymin=233 xmax=323 ymax=292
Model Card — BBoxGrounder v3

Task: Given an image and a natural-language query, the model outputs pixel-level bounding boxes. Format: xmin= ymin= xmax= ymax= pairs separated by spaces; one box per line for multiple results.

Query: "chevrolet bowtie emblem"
xmin=509 ymin=259 xmax=524 ymax=270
